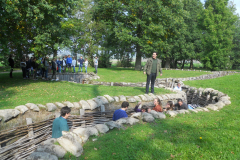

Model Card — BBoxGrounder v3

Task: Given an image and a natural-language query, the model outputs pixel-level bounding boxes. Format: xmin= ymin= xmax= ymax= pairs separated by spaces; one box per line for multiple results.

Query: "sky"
xmin=200 ymin=0 xmax=240 ymax=15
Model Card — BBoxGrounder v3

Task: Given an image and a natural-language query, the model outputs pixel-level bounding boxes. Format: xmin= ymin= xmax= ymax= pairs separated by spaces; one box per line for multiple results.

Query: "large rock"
xmin=158 ymin=112 xmax=166 ymax=119
xmin=149 ymin=110 xmax=166 ymax=119
xmin=214 ymin=101 xmax=225 ymax=109
xmin=95 ymin=124 xmax=109 ymax=133
xmin=0 ymin=109 xmax=20 ymax=122
xmin=144 ymin=94 xmax=154 ymax=101
xmin=202 ymin=108 xmax=209 ymax=112
xmin=25 ymin=152 xmax=58 ymax=160
xmin=113 ymin=96 xmax=120 ymax=102
xmin=42 ymin=138 xmax=57 ymax=145
xmin=46 ymin=103 xmax=57 ymax=112
xmin=79 ymin=100 xmax=91 ymax=110
xmin=87 ymin=127 xmax=99 ymax=136
xmin=119 ymin=95 xmax=127 ymax=102
xmin=25 ymin=103 xmax=39 ymax=112
xmin=105 ymin=121 xmax=122 ymax=129
xmin=37 ymin=104 xmax=46 ymax=109
xmin=15 ymin=105 xmax=28 ymax=114
xmin=126 ymin=117 xmax=139 ymax=125
xmin=73 ymin=102 xmax=81 ymax=109
xmin=92 ymin=98 xmax=102 ymax=106
xmin=133 ymin=96 xmax=142 ymax=102
xmin=161 ymin=95 xmax=169 ymax=100
xmin=130 ymin=112 xmax=142 ymax=119
xmin=104 ymin=95 xmax=115 ymax=103
xmin=138 ymin=95 xmax=148 ymax=101
xmin=127 ymin=97 xmax=136 ymax=103
xmin=72 ymin=128 xmax=90 ymax=143
xmin=156 ymin=95 xmax=163 ymax=101
xmin=142 ymin=112 xmax=155 ymax=122
xmin=97 ymin=96 xmax=109 ymax=104
xmin=63 ymin=101 xmax=74 ymax=108
xmin=166 ymin=111 xmax=178 ymax=117
xmin=206 ymin=104 xmax=218 ymax=111
xmin=36 ymin=144 xmax=66 ymax=158
xmin=55 ymin=102 xmax=65 ymax=108
xmin=149 ymin=93 xmax=157 ymax=99
xmin=57 ymin=133 xmax=83 ymax=157
xmin=116 ymin=118 xmax=128 ymax=125
xmin=87 ymin=100 xmax=98 ymax=110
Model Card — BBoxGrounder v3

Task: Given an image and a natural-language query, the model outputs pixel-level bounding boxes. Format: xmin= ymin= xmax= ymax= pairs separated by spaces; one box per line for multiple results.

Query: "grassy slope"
xmin=63 ymin=74 xmax=240 ymax=160
xmin=93 ymin=67 xmax=211 ymax=83
xmin=0 ymin=72 xmax=171 ymax=109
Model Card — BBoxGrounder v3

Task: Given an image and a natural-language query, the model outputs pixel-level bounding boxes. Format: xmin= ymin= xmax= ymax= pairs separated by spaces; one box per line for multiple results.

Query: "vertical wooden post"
xmin=80 ymin=109 xmax=85 ymax=118
xmin=26 ymin=118 xmax=34 ymax=137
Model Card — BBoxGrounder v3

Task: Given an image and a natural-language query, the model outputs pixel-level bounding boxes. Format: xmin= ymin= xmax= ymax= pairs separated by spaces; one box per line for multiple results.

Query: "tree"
xmin=198 ymin=0 xmax=238 ymax=70
xmin=231 ymin=17 xmax=240 ymax=69
xmin=93 ymin=0 xmax=186 ymax=70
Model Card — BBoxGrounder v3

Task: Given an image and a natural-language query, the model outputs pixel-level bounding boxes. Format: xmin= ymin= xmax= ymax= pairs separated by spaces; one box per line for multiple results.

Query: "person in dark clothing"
xmin=143 ymin=52 xmax=163 ymax=94
xmin=26 ymin=57 xmax=31 ymax=79
xmin=174 ymin=99 xmax=188 ymax=110
xmin=20 ymin=58 xmax=27 ymax=79
xmin=31 ymin=58 xmax=38 ymax=80
xmin=8 ymin=55 xmax=14 ymax=78
xmin=112 ymin=101 xmax=129 ymax=121
xmin=41 ymin=58 xmax=45 ymax=79
xmin=51 ymin=58 xmax=57 ymax=81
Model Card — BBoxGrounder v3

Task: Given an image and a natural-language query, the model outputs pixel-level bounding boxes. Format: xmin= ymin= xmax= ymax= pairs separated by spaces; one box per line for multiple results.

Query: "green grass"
xmin=0 ymin=72 xmax=171 ymax=109
xmin=64 ymin=74 xmax=240 ymax=159
xmin=93 ymin=67 xmax=211 ymax=83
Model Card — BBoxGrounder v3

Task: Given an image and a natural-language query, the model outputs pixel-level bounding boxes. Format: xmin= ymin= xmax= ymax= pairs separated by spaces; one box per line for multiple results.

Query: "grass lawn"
xmin=0 ymin=72 xmax=171 ymax=110
xmin=62 ymin=74 xmax=240 ymax=159
xmin=92 ymin=67 xmax=211 ymax=83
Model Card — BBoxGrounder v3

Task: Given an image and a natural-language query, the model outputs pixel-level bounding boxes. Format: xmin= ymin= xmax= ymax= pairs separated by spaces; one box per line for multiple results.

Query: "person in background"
xmin=62 ymin=57 xmax=66 ymax=73
xmin=52 ymin=106 xmax=71 ymax=138
xmin=57 ymin=58 xmax=62 ymax=73
xmin=174 ymin=83 xmax=182 ymax=91
xmin=141 ymin=105 xmax=151 ymax=113
xmin=84 ymin=58 xmax=88 ymax=73
xmin=41 ymin=58 xmax=45 ymax=79
xmin=8 ymin=55 xmax=14 ymax=78
xmin=20 ymin=58 xmax=27 ymax=79
xmin=66 ymin=55 xmax=72 ymax=73
xmin=26 ymin=57 xmax=31 ymax=79
xmin=94 ymin=56 xmax=98 ymax=74
xmin=164 ymin=101 xmax=174 ymax=111
xmin=30 ymin=57 xmax=33 ymax=76
xmin=32 ymin=57 xmax=38 ymax=80
xmin=51 ymin=57 xmax=58 ymax=81
xmin=143 ymin=52 xmax=162 ymax=94
xmin=72 ymin=57 xmax=76 ymax=73
xmin=174 ymin=99 xmax=188 ymax=110
xmin=152 ymin=98 xmax=163 ymax=112
xmin=112 ymin=101 xmax=129 ymax=121
xmin=78 ymin=56 xmax=84 ymax=72
xmin=45 ymin=57 xmax=50 ymax=79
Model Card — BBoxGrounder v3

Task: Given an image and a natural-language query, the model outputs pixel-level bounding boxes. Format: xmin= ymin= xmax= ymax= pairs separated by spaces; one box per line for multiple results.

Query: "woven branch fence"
xmin=0 ymin=110 xmax=132 ymax=160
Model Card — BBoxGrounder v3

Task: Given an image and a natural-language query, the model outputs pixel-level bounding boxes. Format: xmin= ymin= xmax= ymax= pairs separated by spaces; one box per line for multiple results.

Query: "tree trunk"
xmin=181 ymin=59 xmax=185 ymax=69
xmin=53 ymin=49 xmax=57 ymax=58
xmin=134 ymin=7 xmax=143 ymax=71
xmin=164 ymin=57 xmax=171 ymax=68
xmin=135 ymin=44 xmax=142 ymax=70
xmin=174 ymin=60 xmax=178 ymax=69
xmin=189 ymin=58 xmax=193 ymax=69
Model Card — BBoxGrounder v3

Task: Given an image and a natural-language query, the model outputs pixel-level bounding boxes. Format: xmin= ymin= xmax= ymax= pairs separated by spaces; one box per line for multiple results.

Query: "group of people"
xmin=9 ymin=55 xmax=99 ymax=80
xmin=113 ymin=98 xmax=188 ymax=121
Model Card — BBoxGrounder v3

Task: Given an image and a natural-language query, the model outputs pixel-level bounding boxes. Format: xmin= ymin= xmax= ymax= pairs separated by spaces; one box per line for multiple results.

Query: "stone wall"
xmin=48 ymin=72 xmax=100 ymax=83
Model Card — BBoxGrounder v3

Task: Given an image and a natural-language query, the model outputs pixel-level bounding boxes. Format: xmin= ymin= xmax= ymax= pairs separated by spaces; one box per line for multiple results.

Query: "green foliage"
xmin=231 ymin=17 xmax=240 ymax=69
xmin=198 ymin=0 xmax=238 ymax=70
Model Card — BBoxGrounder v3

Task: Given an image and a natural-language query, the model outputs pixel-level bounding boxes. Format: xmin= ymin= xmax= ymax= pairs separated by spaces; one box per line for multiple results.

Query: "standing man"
xmin=51 ymin=57 xmax=57 ymax=81
xmin=66 ymin=55 xmax=72 ymax=73
xmin=8 ymin=55 xmax=14 ymax=78
xmin=45 ymin=57 xmax=50 ymax=79
xmin=143 ymin=52 xmax=162 ymax=94
xmin=94 ymin=56 xmax=98 ymax=74
xmin=78 ymin=56 xmax=84 ymax=72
